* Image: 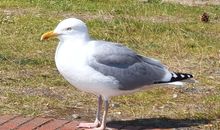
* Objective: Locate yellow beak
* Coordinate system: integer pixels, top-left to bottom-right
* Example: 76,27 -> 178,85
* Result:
40,31 -> 58,41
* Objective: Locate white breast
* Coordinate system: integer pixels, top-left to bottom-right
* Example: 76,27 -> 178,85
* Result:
55,41 -> 124,98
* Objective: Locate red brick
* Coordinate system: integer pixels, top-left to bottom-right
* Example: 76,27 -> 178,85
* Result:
16,117 -> 53,130
0,115 -> 18,125
60,121 -> 79,130
38,119 -> 70,130
0,116 -> 33,130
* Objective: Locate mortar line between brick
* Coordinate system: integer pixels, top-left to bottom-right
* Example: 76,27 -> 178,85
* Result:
0,115 -> 20,126
55,120 -> 72,130
13,117 -> 35,130
33,118 -> 54,130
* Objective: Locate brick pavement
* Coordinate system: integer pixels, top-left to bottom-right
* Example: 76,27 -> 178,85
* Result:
0,115 -> 158,130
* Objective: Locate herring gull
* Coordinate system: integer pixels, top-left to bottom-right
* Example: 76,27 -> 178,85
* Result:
41,18 -> 194,130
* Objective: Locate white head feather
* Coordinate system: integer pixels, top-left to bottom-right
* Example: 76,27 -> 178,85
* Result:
54,18 -> 89,41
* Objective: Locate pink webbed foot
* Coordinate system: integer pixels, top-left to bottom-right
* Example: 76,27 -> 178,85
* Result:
84,126 -> 109,130
77,121 -> 100,129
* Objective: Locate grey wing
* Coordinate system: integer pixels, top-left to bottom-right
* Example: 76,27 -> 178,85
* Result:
88,41 -> 167,90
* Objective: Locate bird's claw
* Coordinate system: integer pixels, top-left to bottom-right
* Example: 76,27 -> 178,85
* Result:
77,122 -> 100,128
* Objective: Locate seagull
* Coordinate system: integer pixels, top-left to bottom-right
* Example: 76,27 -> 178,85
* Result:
41,18 -> 194,130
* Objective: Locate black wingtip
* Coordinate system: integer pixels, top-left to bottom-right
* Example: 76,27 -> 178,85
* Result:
154,72 -> 193,84
170,72 -> 193,82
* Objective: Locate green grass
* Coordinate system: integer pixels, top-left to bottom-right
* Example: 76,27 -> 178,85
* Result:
0,0 -> 220,128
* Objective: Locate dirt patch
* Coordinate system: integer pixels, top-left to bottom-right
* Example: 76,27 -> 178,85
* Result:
62,13 -> 189,23
0,8 -> 24,16
162,0 -> 220,6
0,8 -> 40,16
146,15 -> 188,23
123,15 -> 189,23
60,12 -> 114,21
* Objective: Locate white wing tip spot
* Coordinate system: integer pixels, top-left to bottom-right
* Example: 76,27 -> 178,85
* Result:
172,73 -> 178,78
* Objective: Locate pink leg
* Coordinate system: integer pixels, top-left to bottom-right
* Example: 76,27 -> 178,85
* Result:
77,95 -> 102,128
84,99 -> 109,130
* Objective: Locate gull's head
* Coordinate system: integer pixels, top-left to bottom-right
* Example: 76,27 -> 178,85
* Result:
41,18 -> 89,41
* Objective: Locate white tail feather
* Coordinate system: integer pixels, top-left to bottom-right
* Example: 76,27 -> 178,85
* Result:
166,81 -> 184,86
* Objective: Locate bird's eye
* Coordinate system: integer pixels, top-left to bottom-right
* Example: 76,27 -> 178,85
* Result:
66,27 -> 72,31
